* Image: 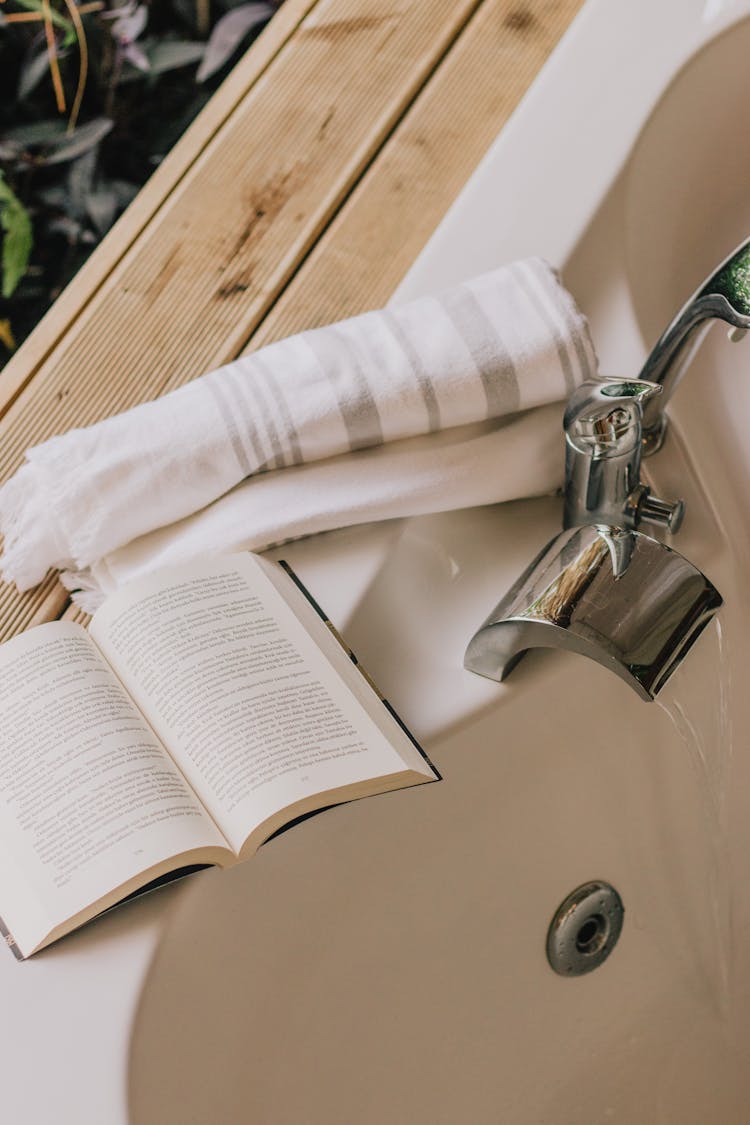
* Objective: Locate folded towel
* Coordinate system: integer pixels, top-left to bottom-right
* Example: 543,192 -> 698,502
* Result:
0,258 -> 596,602
73,405 -> 566,611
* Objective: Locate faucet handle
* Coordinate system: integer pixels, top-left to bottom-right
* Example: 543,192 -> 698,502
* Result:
563,379 -> 684,532
626,484 -> 685,534
564,379 -> 662,457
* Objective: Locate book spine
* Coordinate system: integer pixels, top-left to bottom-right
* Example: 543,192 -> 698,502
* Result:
277,560 -> 441,780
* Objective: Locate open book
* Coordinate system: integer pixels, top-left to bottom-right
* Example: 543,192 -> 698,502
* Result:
0,553 -> 437,958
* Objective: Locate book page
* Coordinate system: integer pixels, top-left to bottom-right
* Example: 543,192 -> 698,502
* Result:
91,555 -> 433,854
0,621 -> 229,954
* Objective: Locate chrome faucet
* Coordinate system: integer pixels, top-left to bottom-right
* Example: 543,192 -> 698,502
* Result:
462,238 -> 750,700
562,378 -> 684,533
463,520 -> 721,701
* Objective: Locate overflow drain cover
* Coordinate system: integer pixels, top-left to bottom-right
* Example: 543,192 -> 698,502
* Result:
546,881 -> 624,976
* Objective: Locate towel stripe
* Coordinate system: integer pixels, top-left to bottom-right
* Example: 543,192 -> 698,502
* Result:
380,309 -> 441,431
438,285 -> 520,416
513,261 -> 577,392
0,257 -> 598,598
252,352 -> 304,466
188,260 -> 588,480
222,365 -> 276,473
245,360 -> 288,469
304,326 -> 384,451
540,265 -> 596,384
204,374 -> 255,476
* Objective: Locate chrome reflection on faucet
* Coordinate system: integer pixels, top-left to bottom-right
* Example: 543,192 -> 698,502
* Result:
464,524 -> 721,702
562,379 -> 684,532
463,236 -> 750,699
638,236 -> 750,453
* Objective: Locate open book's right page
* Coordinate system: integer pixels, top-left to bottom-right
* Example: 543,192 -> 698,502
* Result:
90,554 -> 435,855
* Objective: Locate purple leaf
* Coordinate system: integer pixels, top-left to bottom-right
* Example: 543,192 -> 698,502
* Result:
124,40 -> 150,71
43,118 -> 115,165
67,149 -> 98,219
85,189 -> 119,235
196,3 -> 273,83
99,1 -> 133,19
48,215 -> 85,243
0,119 -> 113,166
19,47 -> 69,101
147,39 -> 205,74
36,185 -> 69,209
3,119 -> 69,148
112,4 -> 148,44
110,179 -> 140,209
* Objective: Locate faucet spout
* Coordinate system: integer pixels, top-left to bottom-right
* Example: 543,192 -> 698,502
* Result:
639,235 -> 750,453
464,525 -> 722,701
464,248 -> 731,701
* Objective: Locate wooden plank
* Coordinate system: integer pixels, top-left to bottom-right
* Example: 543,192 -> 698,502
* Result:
0,0 -> 319,415
0,0 -> 486,637
247,0 -> 586,346
0,0 -> 485,486
0,0 -> 583,639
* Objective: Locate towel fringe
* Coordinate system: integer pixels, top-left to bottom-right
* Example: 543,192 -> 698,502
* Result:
60,569 -> 106,615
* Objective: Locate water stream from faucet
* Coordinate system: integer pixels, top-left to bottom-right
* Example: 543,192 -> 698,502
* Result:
656,617 -> 734,1020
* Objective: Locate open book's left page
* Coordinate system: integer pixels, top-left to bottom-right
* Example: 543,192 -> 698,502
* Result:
90,554 -> 436,857
0,621 -> 231,957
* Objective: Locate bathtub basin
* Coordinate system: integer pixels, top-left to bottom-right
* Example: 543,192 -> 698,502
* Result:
127,2 -> 750,1121
0,2 -> 737,1125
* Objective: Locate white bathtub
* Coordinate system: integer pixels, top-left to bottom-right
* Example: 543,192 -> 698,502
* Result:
9,2 -> 750,1121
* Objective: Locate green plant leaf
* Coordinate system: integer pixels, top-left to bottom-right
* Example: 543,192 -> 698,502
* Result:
0,173 -> 33,299
11,0 -> 72,34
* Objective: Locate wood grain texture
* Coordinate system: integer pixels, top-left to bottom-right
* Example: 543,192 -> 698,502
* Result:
0,0 -> 486,472
0,0 -> 585,639
0,0 -> 319,416
247,0 -> 586,346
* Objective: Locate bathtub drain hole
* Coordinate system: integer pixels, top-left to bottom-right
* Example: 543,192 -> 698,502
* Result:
575,913 -> 607,954
546,881 -> 624,977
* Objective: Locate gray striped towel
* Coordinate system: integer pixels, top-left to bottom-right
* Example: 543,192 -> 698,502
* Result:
0,258 -> 596,594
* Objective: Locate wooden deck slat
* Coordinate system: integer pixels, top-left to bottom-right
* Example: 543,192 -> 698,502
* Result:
247,0 -> 585,346
0,0 -> 485,481
0,0 -> 319,415
0,0 -> 584,639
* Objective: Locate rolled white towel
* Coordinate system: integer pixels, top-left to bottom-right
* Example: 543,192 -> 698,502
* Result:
0,257 -> 595,597
71,405 -> 565,612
